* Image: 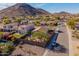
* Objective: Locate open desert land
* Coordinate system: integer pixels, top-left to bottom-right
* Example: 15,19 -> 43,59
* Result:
0,3 -> 79,56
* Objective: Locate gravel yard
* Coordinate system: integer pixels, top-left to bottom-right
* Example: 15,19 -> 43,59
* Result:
11,44 -> 45,56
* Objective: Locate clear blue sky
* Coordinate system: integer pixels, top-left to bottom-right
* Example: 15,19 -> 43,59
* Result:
0,3 -> 79,14
30,3 -> 79,14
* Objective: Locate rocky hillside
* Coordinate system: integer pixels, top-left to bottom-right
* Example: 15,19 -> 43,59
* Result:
0,3 -> 50,18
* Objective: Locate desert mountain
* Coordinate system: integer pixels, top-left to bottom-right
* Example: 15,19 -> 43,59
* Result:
0,3 -> 50,18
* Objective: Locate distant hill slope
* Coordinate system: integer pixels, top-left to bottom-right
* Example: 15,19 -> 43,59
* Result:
53,11 -> 71,16
0,3 -> 50,18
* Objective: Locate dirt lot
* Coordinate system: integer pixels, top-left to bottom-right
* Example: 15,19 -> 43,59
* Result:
11,44 -> 45,56
72,37 -> 79,56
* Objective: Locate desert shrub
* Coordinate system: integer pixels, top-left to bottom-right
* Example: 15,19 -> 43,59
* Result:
67,19 -> 76,29
31,31 -> 49,42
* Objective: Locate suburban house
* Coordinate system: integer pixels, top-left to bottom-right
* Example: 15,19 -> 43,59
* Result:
0,22 -> 35,34
2,23 -> 18,30
18,24 -> 35,34
75,23 -> 79,30
40,21 -> 47,26
20,20 -> 28,25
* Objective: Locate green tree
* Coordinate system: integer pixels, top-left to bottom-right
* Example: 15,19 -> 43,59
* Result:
67,19 -> 76,29
34,20 -> 40,26
2,16 -> 11,24
14,17 -> 22,23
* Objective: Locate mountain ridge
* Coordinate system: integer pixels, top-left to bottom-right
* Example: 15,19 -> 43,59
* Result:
0,3 -> 50,18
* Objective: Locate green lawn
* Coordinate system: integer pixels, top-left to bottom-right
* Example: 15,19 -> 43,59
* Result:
12,33 -> 23,38
29,31 -> 49,42
0,31 -> 4,35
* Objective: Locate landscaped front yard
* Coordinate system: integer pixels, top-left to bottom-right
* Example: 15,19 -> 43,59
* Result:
23,27 -> 52,47
30,31 -> 49,43
0,40 -> 14,55
12,33 -> 23,39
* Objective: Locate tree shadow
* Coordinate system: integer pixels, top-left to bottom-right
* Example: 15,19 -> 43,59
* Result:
51,43 -> 67,53
15,54 -> 23,56
58,30 -> 63,33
